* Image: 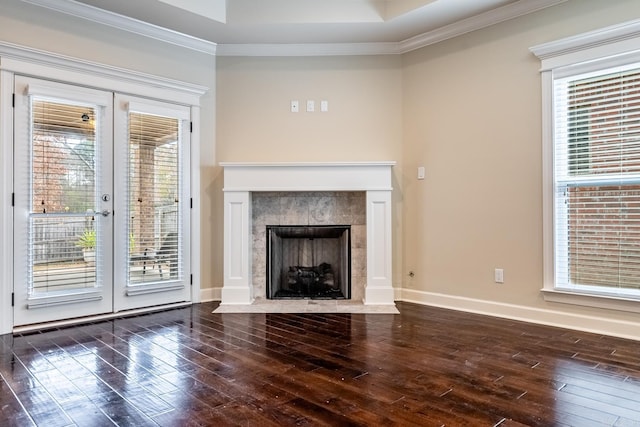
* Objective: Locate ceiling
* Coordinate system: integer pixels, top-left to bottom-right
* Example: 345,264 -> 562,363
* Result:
23,0 -> 567,55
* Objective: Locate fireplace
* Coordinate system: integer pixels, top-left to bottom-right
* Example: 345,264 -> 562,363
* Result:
267,225 -> 351,299
220,162 -> 396,308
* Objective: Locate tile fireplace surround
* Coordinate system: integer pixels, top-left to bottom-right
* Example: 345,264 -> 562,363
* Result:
218,162 -> 397,313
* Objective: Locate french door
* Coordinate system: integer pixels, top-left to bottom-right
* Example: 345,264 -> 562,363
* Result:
113,94 -> 191,312
13,77 -> 191,326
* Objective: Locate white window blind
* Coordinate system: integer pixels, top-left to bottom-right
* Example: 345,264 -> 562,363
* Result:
127,111 -> 182,285
29,98 -> 101,295
554,64 -> 640,295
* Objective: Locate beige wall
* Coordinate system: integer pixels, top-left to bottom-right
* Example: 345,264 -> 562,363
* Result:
402,0 -> 640,330
216,56 -> 402,162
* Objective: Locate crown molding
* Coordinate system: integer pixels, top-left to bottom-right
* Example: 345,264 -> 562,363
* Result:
216,42 -> 400,57
21,0 -> 565,57
20,0 -> 217,55
398,0 -> 568,54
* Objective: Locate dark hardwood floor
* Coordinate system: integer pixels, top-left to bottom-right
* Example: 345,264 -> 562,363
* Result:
1,302 -> 640,426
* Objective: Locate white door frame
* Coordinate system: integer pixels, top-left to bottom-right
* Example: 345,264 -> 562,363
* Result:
0,42 -> 207,334
0,69 -> 14,335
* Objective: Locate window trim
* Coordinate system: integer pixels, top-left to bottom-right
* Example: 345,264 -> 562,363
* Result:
531,19 -> 640,313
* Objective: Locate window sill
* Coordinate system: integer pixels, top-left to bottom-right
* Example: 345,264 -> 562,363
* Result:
541,288 -> 640,314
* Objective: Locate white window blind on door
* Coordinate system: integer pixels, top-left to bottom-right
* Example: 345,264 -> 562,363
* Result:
28,98 -> 102,296
554,64 -> 640,295
126,104 -> 187,288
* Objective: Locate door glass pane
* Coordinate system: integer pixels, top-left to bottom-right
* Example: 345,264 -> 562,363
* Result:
29,99 -> 100,295
128,112 -> 181,284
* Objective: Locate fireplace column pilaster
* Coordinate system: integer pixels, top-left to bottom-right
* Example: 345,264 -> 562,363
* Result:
364,190 -> 394,305
221,190 -> 253,304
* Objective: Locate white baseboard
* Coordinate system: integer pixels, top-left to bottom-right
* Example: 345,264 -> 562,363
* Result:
200,286 -> 221,302
398,288 -> 640,341
199,286 -> 639,341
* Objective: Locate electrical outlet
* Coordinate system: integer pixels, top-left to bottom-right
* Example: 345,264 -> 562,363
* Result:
494,268 -> 504,283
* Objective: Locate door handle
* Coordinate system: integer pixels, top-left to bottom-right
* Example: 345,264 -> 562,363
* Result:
99,209 -> 111,217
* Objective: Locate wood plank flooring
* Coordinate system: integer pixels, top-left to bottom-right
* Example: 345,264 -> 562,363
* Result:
1,301 -> 640,426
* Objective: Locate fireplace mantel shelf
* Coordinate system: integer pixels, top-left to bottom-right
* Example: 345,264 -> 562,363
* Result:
220,161 -> 396,308
219,161 -> 396,167
221,161 -> 396,193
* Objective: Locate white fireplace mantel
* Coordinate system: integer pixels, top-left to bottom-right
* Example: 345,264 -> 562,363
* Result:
220,161 -> 396,306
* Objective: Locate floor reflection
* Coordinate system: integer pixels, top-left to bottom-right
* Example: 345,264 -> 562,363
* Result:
552,358 -> 640,425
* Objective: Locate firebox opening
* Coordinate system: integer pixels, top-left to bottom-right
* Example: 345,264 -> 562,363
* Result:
266,225 -> 351,300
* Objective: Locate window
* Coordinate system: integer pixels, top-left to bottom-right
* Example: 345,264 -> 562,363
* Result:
532,20 -> 640,312
555,65 -> 640,297
29,98 -> 102,294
